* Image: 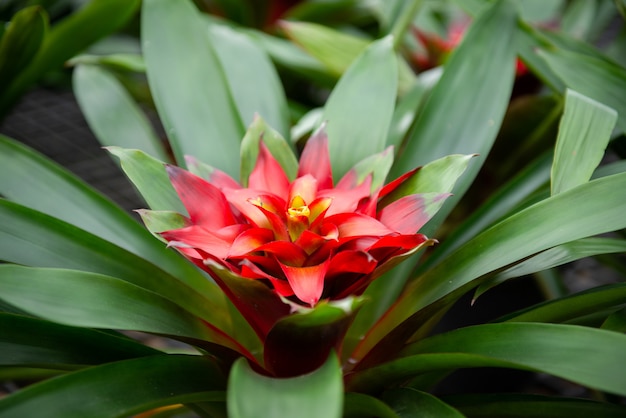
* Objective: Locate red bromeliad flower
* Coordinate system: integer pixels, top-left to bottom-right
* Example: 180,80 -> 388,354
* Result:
158,128 -> 437,309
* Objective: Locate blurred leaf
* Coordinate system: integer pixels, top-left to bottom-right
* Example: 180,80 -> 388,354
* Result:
350,323 -> 626,396
240,116 -> 298,185
0,200 -> 240,345
107,147 -> 186,214
0,6 -> 47,93
0,136 -> 191,281
354,172 -> 626,363
0,354 -> 226,418
446,393 -> 626,417
386,82 -> 428,150
539,47 -> 626,133
0,266 -> 221,341
551,89 -> 617,195
561,0 -> 596,40
382,388 -> 464,418
497,282 -> 626,324
228,354 -> 342,418
73,65 -> 169,162
0,0 -> 141,116
602,307 -> 626,333
385,0 -> 425,50
322,35 -> 398,180
391,0 -> 518,237
208,24 -> 290,139
68,53 -> 146,72
264,299 -> 364,377
0,312 -> 158,368
343,393 -> 400,418
142,0 -> 244,174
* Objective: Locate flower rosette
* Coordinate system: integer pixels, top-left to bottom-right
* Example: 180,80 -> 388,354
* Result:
139,118 -> 452,375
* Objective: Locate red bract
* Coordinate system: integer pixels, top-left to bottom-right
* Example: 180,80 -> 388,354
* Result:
159,129 -> 435,308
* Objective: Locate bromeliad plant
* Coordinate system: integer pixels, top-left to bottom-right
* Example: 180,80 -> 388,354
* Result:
1,0 -> 626,417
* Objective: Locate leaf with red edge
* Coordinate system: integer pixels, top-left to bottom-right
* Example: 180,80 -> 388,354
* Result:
264,298 -> 365,377
203,259 -> 291,340
298,125 -> 334,190
378,192 -> 451,234
248,142 -> 290,197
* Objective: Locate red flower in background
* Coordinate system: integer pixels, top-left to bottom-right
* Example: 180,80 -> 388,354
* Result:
158,129 -> 436,308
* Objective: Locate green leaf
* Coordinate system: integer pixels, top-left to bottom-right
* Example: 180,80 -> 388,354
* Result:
207,24 -> 290,139
349,146 -> 395,192
446,393 -> 626,418
240,116 -> 298,186
73,64 -> 169,162
354,171 -> 626,363
0,136 -> 190,280
539,47 -> 626,133
0,354 -> 226,418
136,210 -> 188,236
107,147 -> 186,214
142,0 -> 244,175
479,238 -> 626,298
0,200 -> 239,346
382,388 -> 464,418
322,35 -> 398,180
344,393 -> 400,418
551,89 -> 617,194
0,6 -> 47,93
227,354 -> 342,418
498,283 -> 626,324
0,0 -> 141,116
0,312 -> 158,369
349,323 -> 626,396
390,0 -> 518,235
0,266 -> 223,341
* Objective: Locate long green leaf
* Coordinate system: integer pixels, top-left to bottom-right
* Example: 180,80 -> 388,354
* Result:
322,35 -> 398,180
142,0 -> 244,174
445,393 -> 626,418
349,323 -> 626,396
343,393 -> 400,418
539,47 -> 626,133
73,64 -> 169,162
390,0 -> 518,236
0,136 -> 193,281
499,283 -> 626,324
228,354 -> 342,418
0,266 -> 218,341
0,312 -> 158,369
0,0 -> 140,116
551,89 -> 617,194
354,172 -> 626,362
207,24 -> 290,139
0,200 -> 238,343
0,354 -> 226,418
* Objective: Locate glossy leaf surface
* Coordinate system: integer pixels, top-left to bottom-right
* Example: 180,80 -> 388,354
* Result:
228,354 -> 342,418
0,355 -> 225,418
382,388 -> 464,418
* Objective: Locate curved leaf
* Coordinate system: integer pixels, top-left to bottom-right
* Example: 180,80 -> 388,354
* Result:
228,354 -> 342,418
551,89 -> 617,195
0,136 -> 192,281
382,388 -> 464,418
0,200 -> 238,343
349,323 -> 626,396
322,35 -> 398,180
343,393 -> 400,418
73,65 -> 169,161
353,172 -> 626,363
446,393 -> 626,418
142,0 -> 244,174
0,354 -> 226,418
0,266 -> 219,342
0,312 -> 158,369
